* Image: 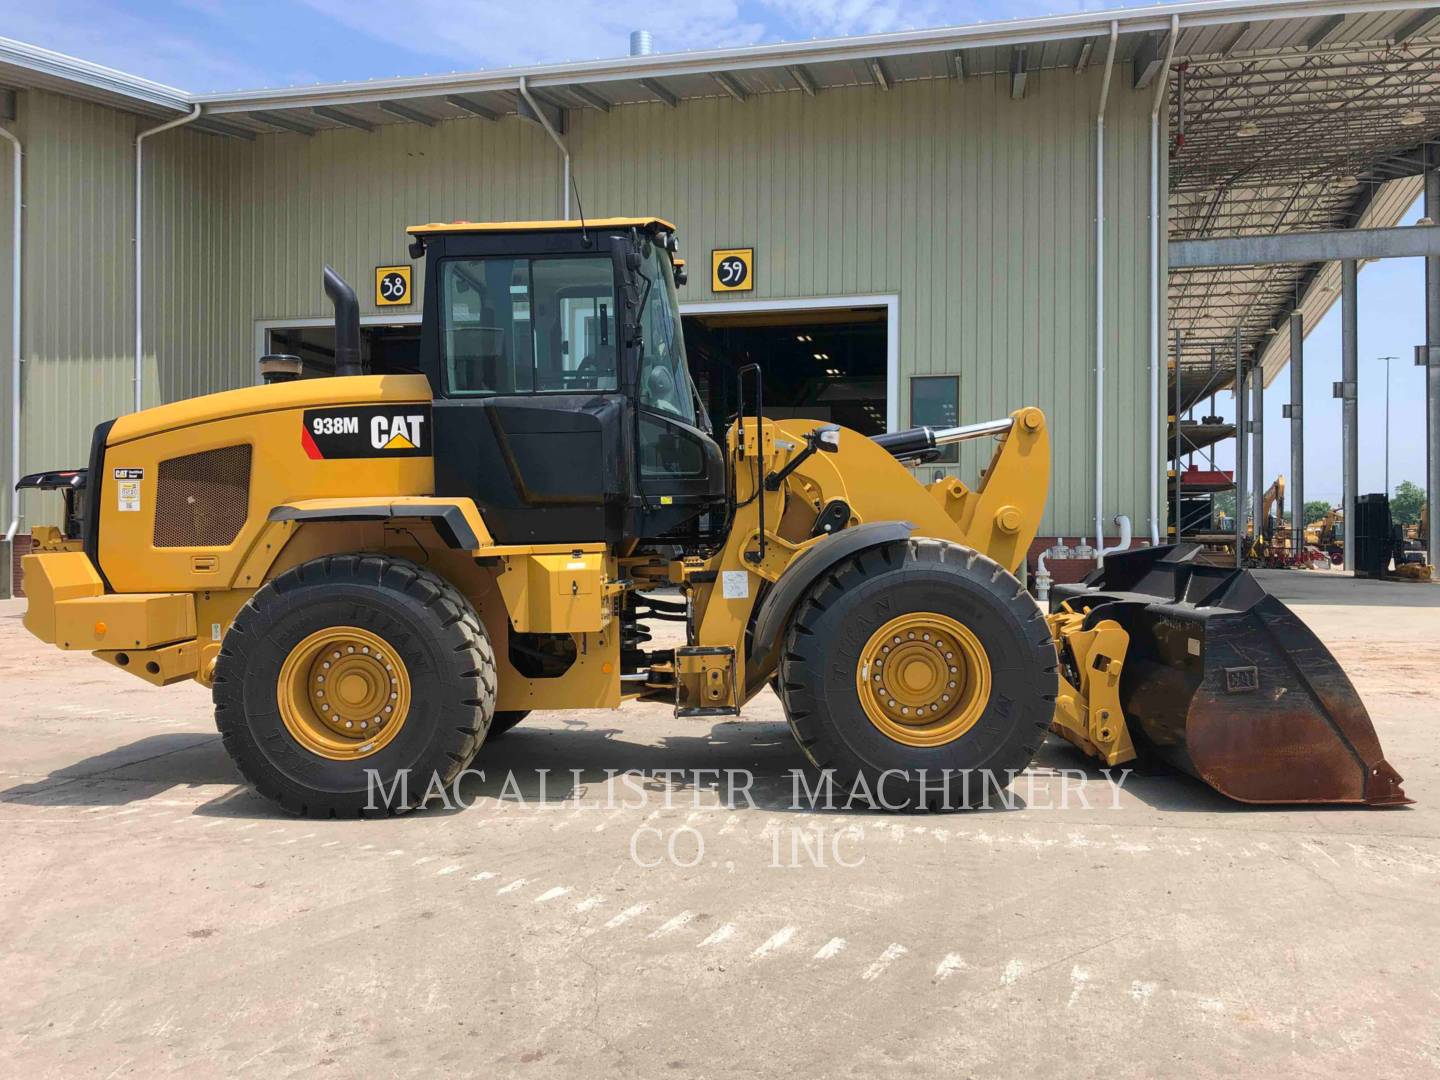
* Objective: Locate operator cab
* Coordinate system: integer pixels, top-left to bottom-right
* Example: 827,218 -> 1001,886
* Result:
410,218 -> 725,549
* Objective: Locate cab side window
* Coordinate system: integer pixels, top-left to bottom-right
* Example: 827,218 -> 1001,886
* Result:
442,256 -> 616,395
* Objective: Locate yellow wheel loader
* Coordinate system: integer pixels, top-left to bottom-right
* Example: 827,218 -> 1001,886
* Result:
18,218 -> 1408,815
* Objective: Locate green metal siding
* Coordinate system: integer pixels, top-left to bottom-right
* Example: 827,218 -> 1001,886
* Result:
3,91 -> 139,530
11,68 -> 1159,540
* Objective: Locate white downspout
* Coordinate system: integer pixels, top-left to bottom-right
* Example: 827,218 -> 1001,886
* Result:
134,104 -> 200,413
1,119 -> 21,543
1094,21 -> 1118,565
517,77 -> 570,218
1099,512 -> 1133,560
1146,14 -> 1179,547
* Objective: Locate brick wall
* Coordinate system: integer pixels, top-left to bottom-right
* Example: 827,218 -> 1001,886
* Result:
1026,536 -> 1148,586
10,534 -> 33,598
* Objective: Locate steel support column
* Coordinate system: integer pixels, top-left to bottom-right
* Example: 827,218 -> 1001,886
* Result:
1234,326 -> 1247,568
1288,312 -> 1304,544
1174,330 -> 1182,540
1426,149 -> 1440,578
1341,260 -> 1359,572
1251,357 -> 1264,545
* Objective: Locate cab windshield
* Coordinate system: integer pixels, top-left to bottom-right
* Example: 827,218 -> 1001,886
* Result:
636,244 -> 697,426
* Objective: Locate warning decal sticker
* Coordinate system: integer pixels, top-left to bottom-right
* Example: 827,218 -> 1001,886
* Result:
114,467 -> 143,512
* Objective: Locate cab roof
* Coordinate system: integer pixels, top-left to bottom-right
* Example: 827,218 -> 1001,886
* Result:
407,217 -> 675,237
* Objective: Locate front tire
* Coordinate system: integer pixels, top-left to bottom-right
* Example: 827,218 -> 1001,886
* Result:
777,539 -> 1056,810
487,710 -> 530,738
213,554 -> 496,817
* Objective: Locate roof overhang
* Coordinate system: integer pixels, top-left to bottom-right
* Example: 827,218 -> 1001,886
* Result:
6,1 -> 1440,130
0,35 -> 188,116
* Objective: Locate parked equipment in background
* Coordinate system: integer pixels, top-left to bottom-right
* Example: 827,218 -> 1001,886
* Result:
1354,493 -> 1433,582
1242,475 -> 1301,568
16,219 -> 1408,814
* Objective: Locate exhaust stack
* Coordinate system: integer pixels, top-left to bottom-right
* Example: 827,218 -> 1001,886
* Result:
323,265 -> 364,377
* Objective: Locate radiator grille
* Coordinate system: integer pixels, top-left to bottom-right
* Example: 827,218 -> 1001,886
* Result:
153,444 -> 253,548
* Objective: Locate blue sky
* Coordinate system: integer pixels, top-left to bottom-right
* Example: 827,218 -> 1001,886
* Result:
3,0 -> 1430,503
1,0 -> 1115,92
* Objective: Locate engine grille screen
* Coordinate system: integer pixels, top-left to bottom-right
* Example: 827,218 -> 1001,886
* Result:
153,444 -> 253,548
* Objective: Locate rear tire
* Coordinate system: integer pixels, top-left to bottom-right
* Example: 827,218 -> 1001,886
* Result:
777,538 -> 1056,810
213,554 -> 496,817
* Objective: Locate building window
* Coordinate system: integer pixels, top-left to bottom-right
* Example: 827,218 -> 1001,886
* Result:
910,376 -> 959,464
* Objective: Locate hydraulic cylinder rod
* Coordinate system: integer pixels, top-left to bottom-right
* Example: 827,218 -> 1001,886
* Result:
872,417 -> 1014,459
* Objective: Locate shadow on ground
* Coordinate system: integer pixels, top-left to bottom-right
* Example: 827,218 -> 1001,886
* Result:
0,732 -> 244,808
6,718 -> 1379,820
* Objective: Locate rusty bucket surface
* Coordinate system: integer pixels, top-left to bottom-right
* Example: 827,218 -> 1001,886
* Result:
1053,545 -> 1409,806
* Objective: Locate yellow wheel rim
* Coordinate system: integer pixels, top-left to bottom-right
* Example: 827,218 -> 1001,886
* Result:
277,626 -> 411,760
856,613 -> 991,747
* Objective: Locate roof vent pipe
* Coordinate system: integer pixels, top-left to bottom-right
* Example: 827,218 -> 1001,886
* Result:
629,30 -> 653,56
323,265 -> 364,377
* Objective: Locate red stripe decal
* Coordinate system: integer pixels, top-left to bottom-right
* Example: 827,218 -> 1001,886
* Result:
300,424 -> 323,460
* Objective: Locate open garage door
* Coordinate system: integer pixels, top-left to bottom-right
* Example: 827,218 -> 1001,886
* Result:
264,322 -> 422,379
680,305 -> 890,438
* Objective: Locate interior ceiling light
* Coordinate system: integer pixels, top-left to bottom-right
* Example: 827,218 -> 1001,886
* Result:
1400,109 -> 1425,127
1236,120 -> 1260,137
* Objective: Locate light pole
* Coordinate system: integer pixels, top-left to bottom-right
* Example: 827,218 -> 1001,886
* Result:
1377,355 -> 1397,496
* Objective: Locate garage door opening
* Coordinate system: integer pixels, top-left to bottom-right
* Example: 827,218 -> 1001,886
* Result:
264,323 -> 421,378
680,305 -> 890,437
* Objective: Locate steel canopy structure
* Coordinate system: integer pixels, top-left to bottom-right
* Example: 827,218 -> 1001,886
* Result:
1167,23 -> 1440,399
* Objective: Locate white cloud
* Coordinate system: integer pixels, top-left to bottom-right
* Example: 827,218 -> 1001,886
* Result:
758,0 -> 1097,39
757,0 -> 948,38
297,0 -> 767,67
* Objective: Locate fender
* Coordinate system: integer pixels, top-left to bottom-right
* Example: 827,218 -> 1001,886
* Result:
266,496 -> 492,551
749,520 -> 914,659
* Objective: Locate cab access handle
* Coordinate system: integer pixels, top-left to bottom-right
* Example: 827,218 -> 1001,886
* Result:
736,363 -> 767,565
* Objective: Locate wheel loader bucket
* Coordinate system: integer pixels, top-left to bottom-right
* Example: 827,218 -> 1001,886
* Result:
1052,545 -> 1408,806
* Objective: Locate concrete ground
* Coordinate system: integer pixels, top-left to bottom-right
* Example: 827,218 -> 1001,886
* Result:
2,572 -> 1438,1078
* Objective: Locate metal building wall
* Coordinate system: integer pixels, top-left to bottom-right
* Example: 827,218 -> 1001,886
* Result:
3,90 -> 141,531
195,116 -> 562,374
567,71 -> 1155,539
14,67 -> 1159,540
